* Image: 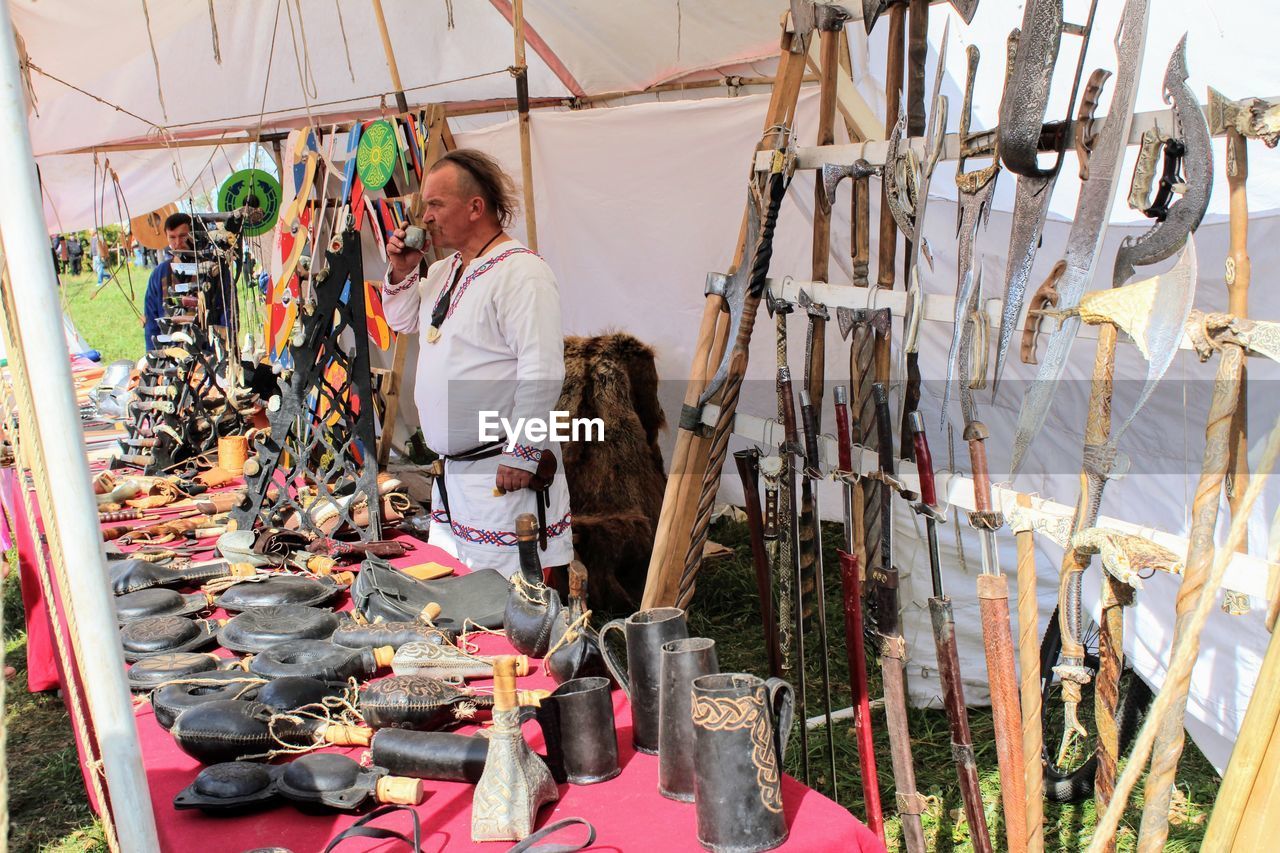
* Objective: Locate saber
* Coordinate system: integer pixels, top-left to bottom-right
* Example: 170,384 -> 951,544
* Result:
778,365 -> 810,786
733,448 -> 783,678
907,412 -> 993,853
800,388 -> 838,797
833,385 -> 884,841
869,383 -> 926,853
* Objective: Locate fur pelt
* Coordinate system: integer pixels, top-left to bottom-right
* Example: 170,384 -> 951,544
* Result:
555,333 -> 666,610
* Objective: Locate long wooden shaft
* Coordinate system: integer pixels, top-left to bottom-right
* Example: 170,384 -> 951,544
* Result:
978,574 -> 1028,853
1233,707 -> 1280,848
877,4 -> 906,290
511,0 -> 538,251
931,595 -> 994,853
370,0 -> 409,113
1225,127 -> 1250,549
1090,412 -> 1280,853
734,449 -> 783,677
1094,573 -> 1125,853
1137,343 -> 1244,851
1203,592 -> 1280,848
1015,493 -> 1045,852
642,24 -> 806,608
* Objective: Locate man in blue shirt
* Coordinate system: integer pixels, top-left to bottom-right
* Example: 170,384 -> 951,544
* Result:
143,213 -> 230,351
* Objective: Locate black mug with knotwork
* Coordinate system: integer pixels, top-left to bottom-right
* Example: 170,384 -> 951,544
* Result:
690,673 -> 795,853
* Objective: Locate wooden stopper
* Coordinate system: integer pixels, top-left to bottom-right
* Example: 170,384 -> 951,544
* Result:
230,563 -> 257,577
513,656 -> 531,677
217,435 -> 249,474
516,514 -> 538,543
325,724 -> 373,747
418,602 -> 442,622
492,656 -> 519,711
332,571 -> 355,586
376,775 -> 424,805
373,645 -> 396,668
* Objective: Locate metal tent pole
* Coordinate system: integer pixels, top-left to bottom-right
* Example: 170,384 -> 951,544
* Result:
0,3 -> 159,850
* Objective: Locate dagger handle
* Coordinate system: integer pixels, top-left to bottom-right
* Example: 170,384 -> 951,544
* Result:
778,366 -> 799,450
800,389 -> 821,474
907,411 -> 937,509
834,385 -> 852,473
965,422 -> 994,514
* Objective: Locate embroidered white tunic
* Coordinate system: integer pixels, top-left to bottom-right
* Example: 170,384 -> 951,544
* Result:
381,240 -> 572,575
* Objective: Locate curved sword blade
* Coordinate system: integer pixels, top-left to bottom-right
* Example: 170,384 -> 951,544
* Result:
1009,0 -> 1151,474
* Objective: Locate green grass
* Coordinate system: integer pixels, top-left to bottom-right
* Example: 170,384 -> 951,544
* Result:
4,553 -> 108,853
679,518 -> 1218,852
58,266 -> 148,365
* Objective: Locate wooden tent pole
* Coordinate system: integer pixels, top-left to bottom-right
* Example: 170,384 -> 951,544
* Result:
512,0 -> 539,251
370,0 -> 410,114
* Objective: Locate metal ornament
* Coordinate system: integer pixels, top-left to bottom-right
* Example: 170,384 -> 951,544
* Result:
1009,0 -> 1152,473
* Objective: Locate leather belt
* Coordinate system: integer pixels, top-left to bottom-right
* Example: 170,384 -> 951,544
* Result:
433,441 -> 558,551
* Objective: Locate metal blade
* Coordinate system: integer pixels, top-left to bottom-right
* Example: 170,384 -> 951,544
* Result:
1111,35 -> 1212,288
1009,0 -> 1151,474
992,173 -> 1055,397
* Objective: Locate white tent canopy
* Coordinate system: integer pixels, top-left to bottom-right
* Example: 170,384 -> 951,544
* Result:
9,0 -> 1280,797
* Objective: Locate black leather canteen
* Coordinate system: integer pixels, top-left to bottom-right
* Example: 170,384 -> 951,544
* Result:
127,652 -> 220,692
215,575 -> 342,612
330,620 -> 453,650
256,676 -> 341,712
110,558 -> 230,595
359,675 -> 492,731
276,753 -> 409,812
248,640 -> 380,681
351,557 -> 508,630
152,671 -> 264,730
170,700 -> 277,764
173,761 -> 280,812
504,582 -> 562,658
217,605 -> 342,653
544,619 -> 608,685
370,730 -> 490,783
120,615 -> 219,662
114,588 -> 209,623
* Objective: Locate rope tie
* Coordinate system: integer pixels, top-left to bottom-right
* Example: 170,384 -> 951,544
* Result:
543,609 -> 593,659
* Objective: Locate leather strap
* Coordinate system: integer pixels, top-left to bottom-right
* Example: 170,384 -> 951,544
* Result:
322,804 -> 421,852
505,817 -> 597,853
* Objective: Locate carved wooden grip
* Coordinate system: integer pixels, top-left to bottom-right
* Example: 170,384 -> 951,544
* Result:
968,431 -> 993,514
778,367 -> 799,446
834,387 -> 852,472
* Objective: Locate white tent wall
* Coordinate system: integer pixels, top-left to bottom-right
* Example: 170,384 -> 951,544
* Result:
427,88 -> 1279,774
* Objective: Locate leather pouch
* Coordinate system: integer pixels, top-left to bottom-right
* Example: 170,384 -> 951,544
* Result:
352,557 -> 508,631
371,729 -> 490,783
330,621 -> 454,650
111,558 -> 231,594
248,640 -> 391,681
215,575 -> 342,612
128,651 -> 221,692
173,762 -> 280,812
115,588 -> 211,623
218,605 -> 343,653
152,670 -> 265,730
120,615 -> 219,662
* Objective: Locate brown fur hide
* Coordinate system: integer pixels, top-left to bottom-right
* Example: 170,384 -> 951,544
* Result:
556,333 -> 666,610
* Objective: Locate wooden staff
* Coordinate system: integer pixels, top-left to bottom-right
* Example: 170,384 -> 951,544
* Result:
1224,122 -> 1250,547
642,16 -> 808,608
1014,492 -> 1045,851
1202,597 -> 1280,848
370,0 -> 409,114
511,0 -> 538,251
1090,416 -> 1280,852
1137,340 -> 1246,849
877,3 -> 905,291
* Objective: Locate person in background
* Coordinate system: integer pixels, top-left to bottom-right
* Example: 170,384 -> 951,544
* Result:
67,234 -> 83,275
143,213 -> 229,350
57,234 -> 69,273
131,234 -> 146,268
89,229 -> 109,287
50,234 -> 62,274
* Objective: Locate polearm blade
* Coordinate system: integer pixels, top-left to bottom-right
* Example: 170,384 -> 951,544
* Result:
1009,0 -> 1151,474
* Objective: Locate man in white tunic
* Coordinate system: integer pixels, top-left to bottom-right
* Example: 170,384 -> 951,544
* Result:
382,150 -> 572,577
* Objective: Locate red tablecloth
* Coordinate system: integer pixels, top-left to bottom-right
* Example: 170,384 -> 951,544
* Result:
16,466 -> 884,852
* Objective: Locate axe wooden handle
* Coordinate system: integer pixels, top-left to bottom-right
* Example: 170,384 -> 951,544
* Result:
979,573 -> 1029,853
1015,492 -> 1046,853
877,4 -> 906,290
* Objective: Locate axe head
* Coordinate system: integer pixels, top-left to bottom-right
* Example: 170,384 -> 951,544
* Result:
866,0 -> 978,32
798,288 -> 829,320
1208,86 -> 1280,145
949,0 -> 979,24
790,0 -> 818,43
836,307 -> 857,339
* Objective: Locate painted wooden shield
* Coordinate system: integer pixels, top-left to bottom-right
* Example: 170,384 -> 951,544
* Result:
356,120 -> 397,190
130,203 -> 180,250
217,169 -> 282,237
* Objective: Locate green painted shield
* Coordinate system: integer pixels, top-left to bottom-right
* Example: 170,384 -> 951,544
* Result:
357,120 -> 398,191
217,169 -> 282,237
